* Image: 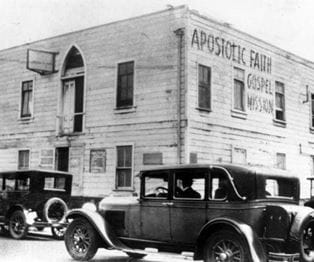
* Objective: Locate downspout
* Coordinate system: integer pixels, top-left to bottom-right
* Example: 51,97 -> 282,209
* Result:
174,28 -> 185,165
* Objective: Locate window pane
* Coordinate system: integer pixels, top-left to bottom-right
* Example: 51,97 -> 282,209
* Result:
144,172 -> 168,198
275,93 -> 284,109
234,79 -> 244,111
117,169 -> 131,187
5,178 -> 15,191
198,65 -> 211,109
276,153 -> 286,169
16,177 -> 30,191
18,150 -> 30,170
117,61 -> 134,107
116,145 -> 133,188
21,81 -> 33,117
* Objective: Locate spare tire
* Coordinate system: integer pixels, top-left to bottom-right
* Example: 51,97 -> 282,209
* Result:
43,197 -> 68,223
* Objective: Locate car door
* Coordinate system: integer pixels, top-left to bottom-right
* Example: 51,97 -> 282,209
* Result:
169,168 -> 208,245
139,170 -> 172,242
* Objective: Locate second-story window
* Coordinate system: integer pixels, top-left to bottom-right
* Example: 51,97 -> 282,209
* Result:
275,81 -> 285,121
233,67 -> 245,112
117,61 -> 134,108
21,80 -> 33,118
311,94 -> 314,128
198,65 -> 211,110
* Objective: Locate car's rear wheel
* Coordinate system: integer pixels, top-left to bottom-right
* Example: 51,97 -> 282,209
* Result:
65,218 -> 99,261
9,210 -> 28,239
51,226 -> 66,240
204,230 -> 249,262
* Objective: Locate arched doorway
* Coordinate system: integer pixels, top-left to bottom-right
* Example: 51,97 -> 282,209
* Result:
59,46 -> 85,134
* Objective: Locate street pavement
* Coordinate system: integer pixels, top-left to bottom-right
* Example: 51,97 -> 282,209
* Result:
0,229 -> 196,262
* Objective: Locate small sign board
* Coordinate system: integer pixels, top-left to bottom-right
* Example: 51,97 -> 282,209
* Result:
26,49 -> 57,75
143,152 -> 163,165
90,149 -> 106,173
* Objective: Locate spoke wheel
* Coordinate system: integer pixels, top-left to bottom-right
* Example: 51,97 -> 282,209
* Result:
301,220 -> 314,261
9,210 -> 28,239
65,218 -> 99,261
204,230 -> 248,262
51,226 -> 66,240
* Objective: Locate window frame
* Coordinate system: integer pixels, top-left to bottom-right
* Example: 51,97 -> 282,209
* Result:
274,81 -> 286,122
115,144 -> 134,190
310,93 -> 314,130
197,64 -> 212,111
20,80 -> 34,119
232,67 -> 246,113
275,152 -> 286,170
116,61 -> 135,109
18,149 -> 30,170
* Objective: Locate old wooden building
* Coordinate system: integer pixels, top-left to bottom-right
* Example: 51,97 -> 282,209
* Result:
0,6 -> 314,198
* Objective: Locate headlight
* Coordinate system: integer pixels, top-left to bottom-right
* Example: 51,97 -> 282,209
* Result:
82,202 -> 97,212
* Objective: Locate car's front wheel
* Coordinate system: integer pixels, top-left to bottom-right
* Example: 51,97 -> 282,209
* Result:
9,210 -> 28,239
204,230 -> 249,262
65,218 -> 99,261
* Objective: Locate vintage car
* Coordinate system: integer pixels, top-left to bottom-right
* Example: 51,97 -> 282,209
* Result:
64,164 -> 314,261
305,177 -> 314,209
0,169 -> 72,240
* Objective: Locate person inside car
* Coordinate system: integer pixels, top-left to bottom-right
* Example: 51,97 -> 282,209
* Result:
214,177 -> 229,199
179,177 -> 201,198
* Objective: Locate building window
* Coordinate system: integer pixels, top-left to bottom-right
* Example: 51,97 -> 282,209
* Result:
18,150 -> 30,170
276,153 -> 286,170
311,94 -> 314,128
21,80 -> 33,118
233,67 -> 245,111
117,61 -> 134,108
275,81 -> 285,121
55,147 -> 69,172
198,65 -> 211,110
60,77 -> 84,134
116,146 -> 133,189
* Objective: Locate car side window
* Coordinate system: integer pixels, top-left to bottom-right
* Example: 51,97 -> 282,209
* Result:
0,177 -> 4,191
174,170 -> 205,199
4,178 -> 16,191
16,177 -> 30,191
210,172 -> 231,201
143,172 -> 168,198
44,177 -> 66,191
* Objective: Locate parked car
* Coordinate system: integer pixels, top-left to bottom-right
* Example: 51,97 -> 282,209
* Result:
64,164 -> 314,261
304,177 -> 314,209
0,170 -> 72,240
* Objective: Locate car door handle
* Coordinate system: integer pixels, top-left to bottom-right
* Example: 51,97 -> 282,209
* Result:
161,202 -> 174,206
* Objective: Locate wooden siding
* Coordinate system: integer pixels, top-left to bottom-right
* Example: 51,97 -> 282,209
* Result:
186,11 -> 314,198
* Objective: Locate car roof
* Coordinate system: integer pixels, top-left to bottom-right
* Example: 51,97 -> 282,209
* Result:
0,169 -> 72,177
139,163 -> 298,180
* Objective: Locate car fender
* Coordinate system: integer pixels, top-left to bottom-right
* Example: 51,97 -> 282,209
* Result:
195,217 -> 267,262
66,208 -> 145,256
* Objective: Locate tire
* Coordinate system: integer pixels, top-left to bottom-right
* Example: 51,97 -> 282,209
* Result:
9,210 -> 28,239
300,218 -> 314,262
43,197 -> 68,223
204,230 -> 249,262
65,218 -> 99,261
51,226 -> 66,240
